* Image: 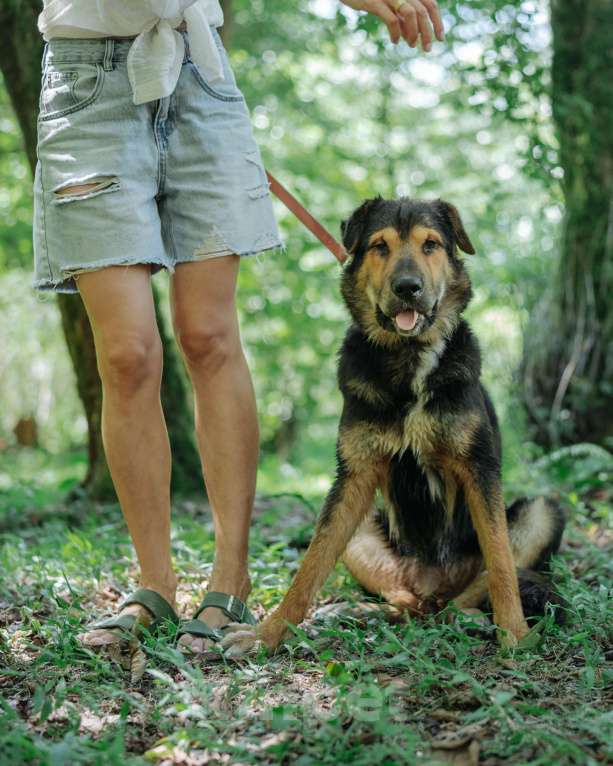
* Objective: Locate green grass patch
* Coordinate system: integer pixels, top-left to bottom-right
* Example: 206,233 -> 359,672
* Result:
0,449 -> 611,765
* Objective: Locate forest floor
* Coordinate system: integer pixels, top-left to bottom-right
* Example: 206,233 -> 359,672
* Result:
0,447 -> 611,766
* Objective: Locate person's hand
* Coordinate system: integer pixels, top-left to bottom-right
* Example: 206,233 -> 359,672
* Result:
340,0 -> 444,51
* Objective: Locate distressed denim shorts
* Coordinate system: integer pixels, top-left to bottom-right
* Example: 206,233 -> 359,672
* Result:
33,27 -> 282,294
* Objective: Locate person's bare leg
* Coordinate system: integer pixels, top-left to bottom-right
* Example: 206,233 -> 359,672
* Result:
170,255 -> 256,652
75,265 -> 177,647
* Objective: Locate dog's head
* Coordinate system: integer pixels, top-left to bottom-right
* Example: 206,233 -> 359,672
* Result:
340,197 -> 475,345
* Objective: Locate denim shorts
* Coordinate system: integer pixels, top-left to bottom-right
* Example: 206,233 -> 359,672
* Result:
32,27 -> 282,294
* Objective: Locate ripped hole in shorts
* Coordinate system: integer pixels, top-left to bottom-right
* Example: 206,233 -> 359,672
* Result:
53,175 -> 120,204
192,227 -> 235,259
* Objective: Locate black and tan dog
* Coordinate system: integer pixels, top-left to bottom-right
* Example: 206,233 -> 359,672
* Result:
223,196 -> 565,655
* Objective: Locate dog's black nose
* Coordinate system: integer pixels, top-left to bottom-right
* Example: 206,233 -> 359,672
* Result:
391,275 -> 423,299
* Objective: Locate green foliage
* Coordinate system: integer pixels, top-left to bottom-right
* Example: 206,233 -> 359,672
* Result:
0,81 -> 32,271
444,0 -> 560,186
0,272 -> 83,452
0,5 -> 610,763
0,0 -> 563,459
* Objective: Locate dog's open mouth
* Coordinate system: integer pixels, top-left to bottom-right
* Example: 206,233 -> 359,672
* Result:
393,309 -> 419,333
376,303 -> 435,337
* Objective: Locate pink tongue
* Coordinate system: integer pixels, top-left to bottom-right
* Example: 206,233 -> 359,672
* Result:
394,310 -> 418,331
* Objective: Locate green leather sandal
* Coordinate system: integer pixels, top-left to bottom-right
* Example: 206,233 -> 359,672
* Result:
89,587 -> 180,639
177,591 -> 256,645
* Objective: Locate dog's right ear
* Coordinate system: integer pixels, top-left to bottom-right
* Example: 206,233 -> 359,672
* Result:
341,196 -> 382,255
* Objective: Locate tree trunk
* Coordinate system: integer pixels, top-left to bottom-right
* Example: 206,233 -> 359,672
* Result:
219,0 -> 234,46
0,0 -> 203,499
521,0 -> 613,447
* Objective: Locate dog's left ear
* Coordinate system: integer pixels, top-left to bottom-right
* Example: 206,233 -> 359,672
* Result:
341,196 -> 382,255
437,200 -> 476,255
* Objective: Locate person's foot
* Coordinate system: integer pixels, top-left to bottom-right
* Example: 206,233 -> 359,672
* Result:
79,582 -> 177,668
178,574 -> 251,655
79,602 -> 150,668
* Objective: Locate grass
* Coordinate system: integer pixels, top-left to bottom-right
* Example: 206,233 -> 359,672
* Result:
0,446 -> 611,766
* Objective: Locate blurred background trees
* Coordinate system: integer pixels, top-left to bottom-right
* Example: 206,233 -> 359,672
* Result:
0,0 -> 611,502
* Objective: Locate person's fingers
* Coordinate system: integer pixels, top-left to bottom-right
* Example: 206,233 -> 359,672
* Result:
343,0 -> 444,47
419,0 -> 444,41
364,0 -> 401,43
411,0 -> 433,51
393,1 -> 419,47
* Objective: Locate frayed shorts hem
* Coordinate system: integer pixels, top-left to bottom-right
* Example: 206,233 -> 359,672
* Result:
32,257 -> 174,295
31,240 -> 285,295
177,237 -> 285,264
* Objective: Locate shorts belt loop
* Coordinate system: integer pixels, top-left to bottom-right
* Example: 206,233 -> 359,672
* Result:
103,38 -> 114,71
182,30 -> 191,62
41,41 -> 49,73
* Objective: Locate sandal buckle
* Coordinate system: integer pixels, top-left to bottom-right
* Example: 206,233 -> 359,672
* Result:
226,594 -> 244,622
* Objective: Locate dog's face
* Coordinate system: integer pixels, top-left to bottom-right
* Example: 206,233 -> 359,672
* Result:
340,197 -> 475,344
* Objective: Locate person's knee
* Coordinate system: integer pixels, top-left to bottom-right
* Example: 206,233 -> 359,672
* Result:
177,321 -> 238,373
99,334 -> 163,397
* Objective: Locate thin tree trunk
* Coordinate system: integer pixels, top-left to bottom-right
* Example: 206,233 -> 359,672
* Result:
0,0 -> 203,499
521,0 -> 613,447
219,0 -> 234,46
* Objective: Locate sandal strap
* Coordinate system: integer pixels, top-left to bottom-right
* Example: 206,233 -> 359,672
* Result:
177,619 -> 222,642
92,613 -> 138,633
194,592 -> 256,625
119,588 -> 179,626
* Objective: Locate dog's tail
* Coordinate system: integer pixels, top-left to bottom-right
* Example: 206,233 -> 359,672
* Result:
506,495 -> 566,569
479,566 -> 567,625
516,567 -> 566,624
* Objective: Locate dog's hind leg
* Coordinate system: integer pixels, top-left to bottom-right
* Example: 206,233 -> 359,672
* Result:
341,515 -> 424,613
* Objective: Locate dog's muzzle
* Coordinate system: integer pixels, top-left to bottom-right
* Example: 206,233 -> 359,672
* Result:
376,300 -> 438,337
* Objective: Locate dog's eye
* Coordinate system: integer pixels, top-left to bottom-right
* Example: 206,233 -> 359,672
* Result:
371,241 -> 389,255
423,239 -> 439,255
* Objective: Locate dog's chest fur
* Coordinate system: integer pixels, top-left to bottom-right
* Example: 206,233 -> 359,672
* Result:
339,323 -> 478,459
338,322 -> 483,565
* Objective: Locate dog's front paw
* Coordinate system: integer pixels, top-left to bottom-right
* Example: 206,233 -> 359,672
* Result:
496,618 -> 530,648
220,623 -> 262,658
221,615 -> 289,659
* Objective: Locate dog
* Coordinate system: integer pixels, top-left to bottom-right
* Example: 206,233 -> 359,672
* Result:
222,196 -> 565,655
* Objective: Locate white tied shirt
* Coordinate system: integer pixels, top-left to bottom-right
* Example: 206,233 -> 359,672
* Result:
38,0 -> 226,105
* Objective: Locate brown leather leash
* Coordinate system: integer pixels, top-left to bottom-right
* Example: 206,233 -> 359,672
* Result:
266,171 -> 347,264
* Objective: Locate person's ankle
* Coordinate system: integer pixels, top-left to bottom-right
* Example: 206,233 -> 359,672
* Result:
139,572 -> 178,606
207,569 -> 251,601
